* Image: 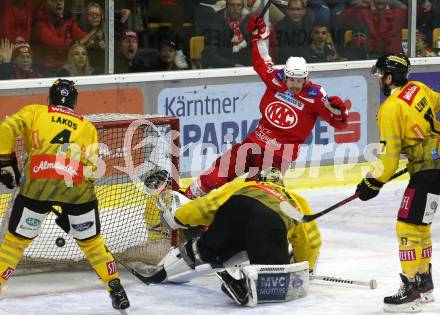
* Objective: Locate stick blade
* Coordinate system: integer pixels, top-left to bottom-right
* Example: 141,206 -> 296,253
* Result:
133,267 -> 167,284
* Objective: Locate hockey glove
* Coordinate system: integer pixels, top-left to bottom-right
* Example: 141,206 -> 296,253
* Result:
355,174 -> 384,201
156,191 -> 188,230
326,96 -> 348,123
246,16 -> 270,42
0,154 -> 20,189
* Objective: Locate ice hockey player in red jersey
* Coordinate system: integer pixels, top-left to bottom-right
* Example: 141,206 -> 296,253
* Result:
182,16 -> 349,199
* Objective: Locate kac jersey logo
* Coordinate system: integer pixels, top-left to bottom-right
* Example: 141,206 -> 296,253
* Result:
265,102 -> 298,129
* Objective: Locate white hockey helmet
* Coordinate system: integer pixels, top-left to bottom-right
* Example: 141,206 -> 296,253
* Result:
284,57 -> 309,78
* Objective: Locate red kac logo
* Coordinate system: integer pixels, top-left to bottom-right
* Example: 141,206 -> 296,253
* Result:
265,102 -> 298,129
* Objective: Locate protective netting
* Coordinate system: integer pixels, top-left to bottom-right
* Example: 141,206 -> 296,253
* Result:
0,114 -> 179,272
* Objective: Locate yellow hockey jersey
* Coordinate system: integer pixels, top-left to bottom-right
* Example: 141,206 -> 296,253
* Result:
372,81 -> 440,182
175,181 -> 321,270
0,104 -> 99,204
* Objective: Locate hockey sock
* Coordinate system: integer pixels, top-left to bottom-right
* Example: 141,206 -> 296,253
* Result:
76,234 -> 119,290
419,227 -> 432,274
396,221 -> 428,279
0,232 -> 31,289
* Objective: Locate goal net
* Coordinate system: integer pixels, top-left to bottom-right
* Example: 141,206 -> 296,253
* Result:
0,113 -> 179,272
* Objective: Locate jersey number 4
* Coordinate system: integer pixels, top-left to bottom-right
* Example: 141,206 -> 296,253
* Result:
50,129 -> 72,144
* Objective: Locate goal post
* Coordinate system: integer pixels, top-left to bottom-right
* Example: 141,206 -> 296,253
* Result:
0,113 -> 180,272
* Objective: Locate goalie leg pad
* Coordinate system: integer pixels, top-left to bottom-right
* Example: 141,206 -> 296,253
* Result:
8,195 -> 50,239
217,270 -> 251,306
242,262 -> 310,306
162,246 -> 194,283
223,251 -> 250,280
160,240 -> 221,283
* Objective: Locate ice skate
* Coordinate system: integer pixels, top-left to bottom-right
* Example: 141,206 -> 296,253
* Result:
383,273 -> 421,313
109,278 -> 130,314
416,264 -> 434,303
217,270 -> 249,305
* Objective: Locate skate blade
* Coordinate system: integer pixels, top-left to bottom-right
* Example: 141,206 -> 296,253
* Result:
420,292 -> 435,303
383,301 -> 422,313
118,309 -> 129,315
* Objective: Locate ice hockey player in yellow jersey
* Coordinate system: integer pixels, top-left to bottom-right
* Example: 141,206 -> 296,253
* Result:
355,53 -> 440,313
0,79 -> 130,314
157,167 -> 321,305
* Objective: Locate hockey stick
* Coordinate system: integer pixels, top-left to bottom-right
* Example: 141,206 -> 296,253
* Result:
311,274 -> 377,289
258,0 -> 272,18
114,258 -> 167,285
281,168 -> 408,223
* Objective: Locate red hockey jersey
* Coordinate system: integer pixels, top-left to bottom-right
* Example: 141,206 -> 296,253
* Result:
247,39 -> 348,161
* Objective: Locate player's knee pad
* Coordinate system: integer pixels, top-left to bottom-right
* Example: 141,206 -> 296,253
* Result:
0,232 -> 32,262
0,232 -> 33,284
76,234 -> 118,282
68,207 -> 100,240
76,234 -> 104,252
9,206 -> 48,239
396,221 -> 424,247
396,221 -> 427,276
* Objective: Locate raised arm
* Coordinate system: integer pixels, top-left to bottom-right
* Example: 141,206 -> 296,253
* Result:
248,16 -> 288,93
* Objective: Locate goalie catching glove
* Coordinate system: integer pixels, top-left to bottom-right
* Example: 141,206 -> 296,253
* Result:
247,16 -> 270,42
325,96 -> 348,123
355,173 -> 384,201
0,154 -> 20,189
156,190 -> 191,230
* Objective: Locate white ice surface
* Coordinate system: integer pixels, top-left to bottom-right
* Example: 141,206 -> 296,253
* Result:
1,182 -> 439,315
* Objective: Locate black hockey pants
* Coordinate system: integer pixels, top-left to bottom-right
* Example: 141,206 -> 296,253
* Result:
197,195 -> 289,265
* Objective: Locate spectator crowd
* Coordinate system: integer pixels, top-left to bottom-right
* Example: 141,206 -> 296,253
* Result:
1,0 -> 440,79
